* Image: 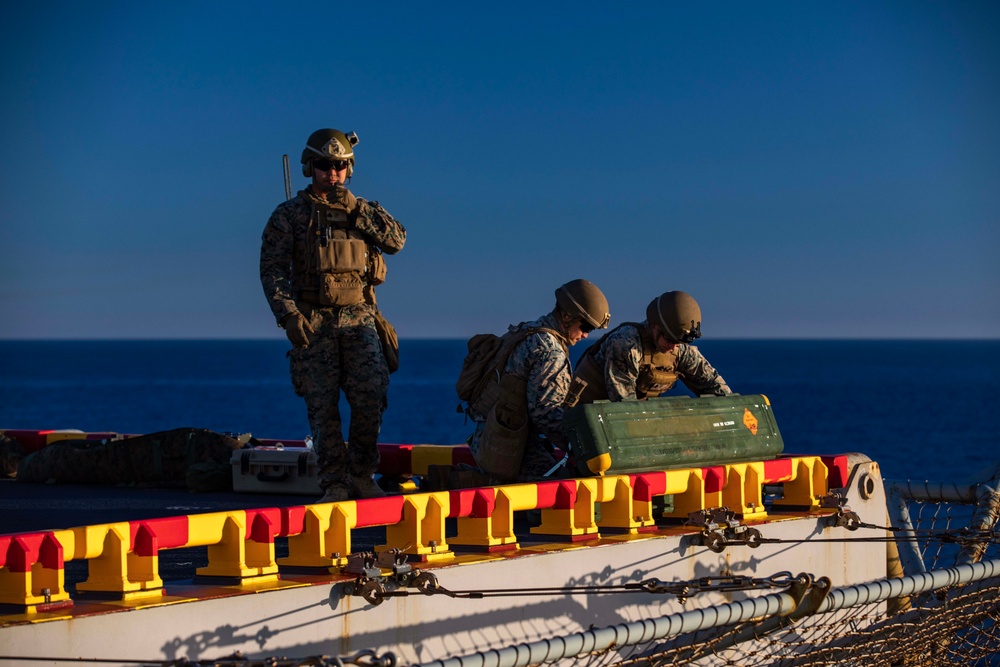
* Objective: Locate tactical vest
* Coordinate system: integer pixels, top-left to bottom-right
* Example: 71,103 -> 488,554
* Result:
572,323 -> 679,403
292,199 -> 385,307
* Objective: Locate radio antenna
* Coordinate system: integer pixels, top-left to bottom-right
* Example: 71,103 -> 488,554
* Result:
282,154 -> 292,200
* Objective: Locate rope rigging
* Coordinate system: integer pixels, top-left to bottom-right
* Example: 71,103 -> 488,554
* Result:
345,507 -> 1000,606
360,569 -> 808,606
0,649 -> 399,667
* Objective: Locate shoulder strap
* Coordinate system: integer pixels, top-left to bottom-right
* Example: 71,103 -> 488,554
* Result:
472,327 -> 565,400
633,323 -> 656,367
584,322 -> 646,361
492,326 -> 566,378
530,327 -> 569,358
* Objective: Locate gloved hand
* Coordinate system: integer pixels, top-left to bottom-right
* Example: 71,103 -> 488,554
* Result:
281,312 -> 314,348
332,183 -> 358,212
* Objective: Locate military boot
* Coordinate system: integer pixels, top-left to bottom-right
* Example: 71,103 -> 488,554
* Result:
351,475 -> 386,499
318,484 -> 350,503
447,468 -> 494,490
423,465 -> 453,492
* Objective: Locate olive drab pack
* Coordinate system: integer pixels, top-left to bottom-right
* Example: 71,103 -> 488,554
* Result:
362,273 -> 398,374
456,324 -> 566,482
572,322 -> 679,403
475,370 -> 530,481
456,325 -> 564,419
372,309 -> 399,373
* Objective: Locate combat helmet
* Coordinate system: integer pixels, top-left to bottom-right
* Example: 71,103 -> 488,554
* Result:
646,291 -> 702,344
301,129 -> 360,177
556,279 -> 611,330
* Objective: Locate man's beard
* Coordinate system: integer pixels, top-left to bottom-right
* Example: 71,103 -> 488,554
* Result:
312,181 -> 341,194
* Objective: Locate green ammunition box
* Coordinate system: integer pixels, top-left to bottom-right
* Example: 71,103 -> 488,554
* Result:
563,394 -> 784,476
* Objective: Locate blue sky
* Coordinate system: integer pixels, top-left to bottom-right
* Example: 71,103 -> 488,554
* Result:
1,1 -> 997,339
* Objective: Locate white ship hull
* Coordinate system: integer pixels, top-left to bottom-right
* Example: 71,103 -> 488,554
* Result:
1,456 -> 888,667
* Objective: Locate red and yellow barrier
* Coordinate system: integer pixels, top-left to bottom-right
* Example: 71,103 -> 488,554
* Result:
0,454 -> 846,612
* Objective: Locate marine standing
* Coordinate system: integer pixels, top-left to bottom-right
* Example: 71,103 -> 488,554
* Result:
260,129 -> 406,502
572,291 -> 731,403
466,279 -> 610,481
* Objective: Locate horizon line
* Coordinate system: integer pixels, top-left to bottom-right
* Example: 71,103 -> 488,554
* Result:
1,336 -> 998,343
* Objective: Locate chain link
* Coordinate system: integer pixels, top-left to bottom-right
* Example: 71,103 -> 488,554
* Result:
155,649 -> 399,667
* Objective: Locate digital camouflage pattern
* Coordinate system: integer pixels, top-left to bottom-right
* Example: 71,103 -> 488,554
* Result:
260,189 -> 406,324
592,322 -> 731,401
15,428 -> 243,490
469,312 -> 571,479
260,186 -> 406,494
288,301 -> 388,490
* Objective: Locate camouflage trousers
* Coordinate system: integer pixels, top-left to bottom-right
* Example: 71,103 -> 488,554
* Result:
289,302 -> 388,492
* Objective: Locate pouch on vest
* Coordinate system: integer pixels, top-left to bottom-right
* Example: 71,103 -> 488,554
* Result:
369,248 -> 387,286
318,275 -> 364,306
636,361 -> 678,398
475,373 -> 529,481
308,201 -> 370,306
564,376 -> 589,408
317,237 -> 368,273
571,350 -> 608,404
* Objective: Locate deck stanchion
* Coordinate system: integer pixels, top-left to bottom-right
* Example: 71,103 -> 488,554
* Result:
773,457 -> 828,509
0,533 -> 72,610
280,502 -> 357,570
533,479 -> 599,540
74,523 -> 166,598
384,492 -> 453,561
597,476 -> 657,534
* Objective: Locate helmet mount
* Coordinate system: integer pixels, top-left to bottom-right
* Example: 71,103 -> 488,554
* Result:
646,291 -> 703,344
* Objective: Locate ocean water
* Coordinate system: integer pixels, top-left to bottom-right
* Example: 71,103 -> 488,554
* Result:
1,339 -> 998,483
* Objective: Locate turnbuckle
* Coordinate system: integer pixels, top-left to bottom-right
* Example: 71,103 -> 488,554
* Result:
344,548 -> 441,606
826,507 -> 863,531
687,507 -> 763,553
633,571 -> 805,604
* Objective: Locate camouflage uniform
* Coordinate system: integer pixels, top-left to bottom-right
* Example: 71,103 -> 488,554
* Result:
593,322 -> 731,400
470,312 -> 571,479
260,188 -> 405,493
16,428 -> 242,489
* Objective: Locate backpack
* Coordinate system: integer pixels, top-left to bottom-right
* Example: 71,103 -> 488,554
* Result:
456,326 -> 563,416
